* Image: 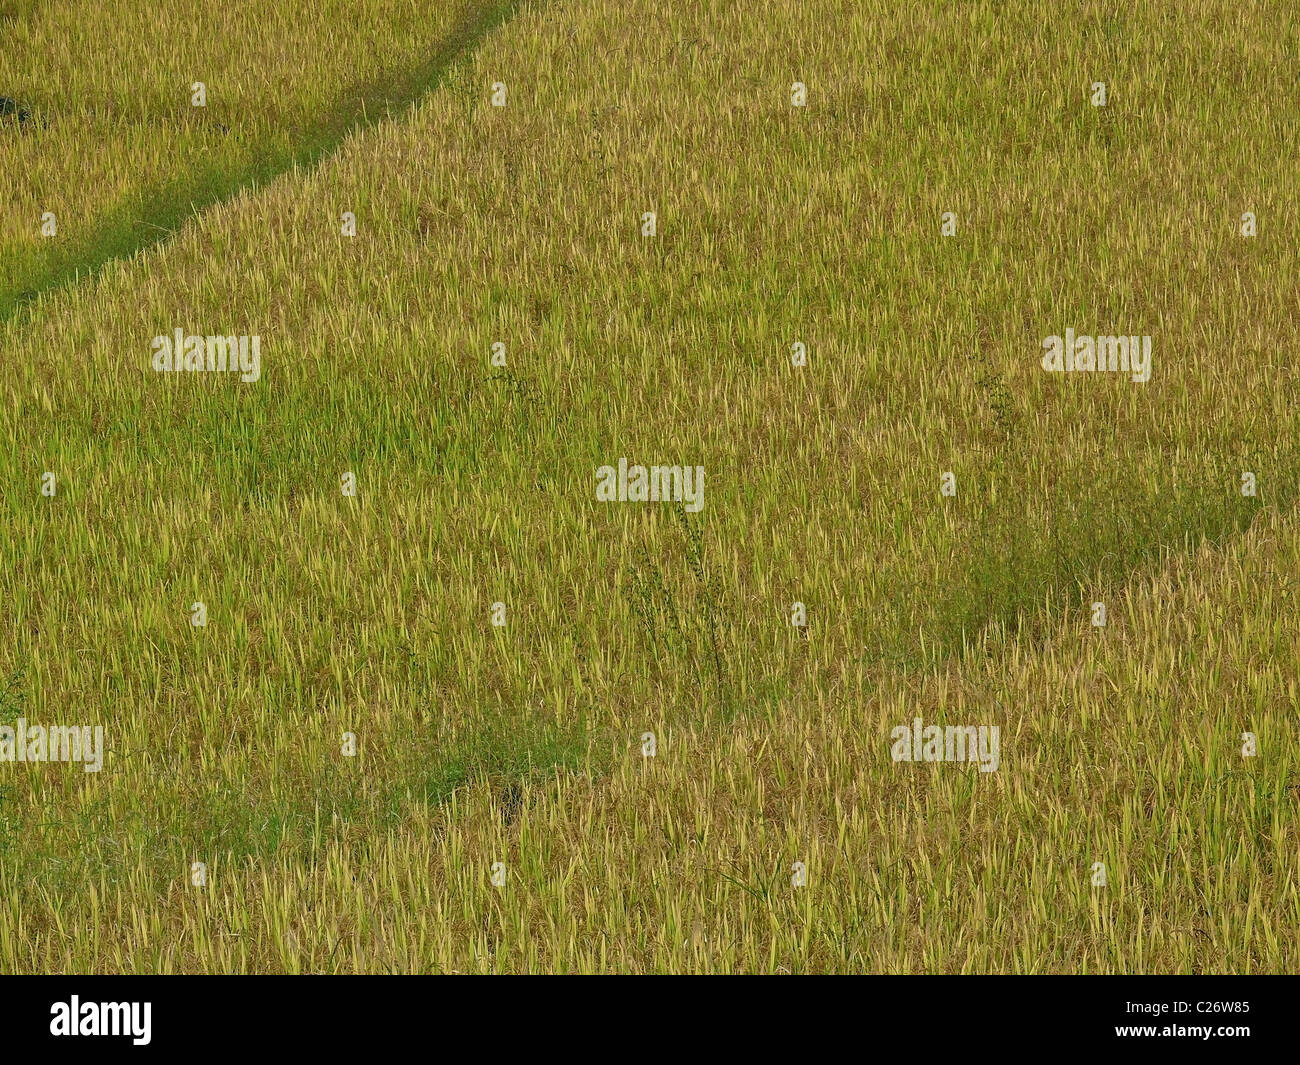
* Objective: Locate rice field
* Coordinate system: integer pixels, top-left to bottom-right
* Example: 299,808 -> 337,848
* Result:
0,0 -> 1295,973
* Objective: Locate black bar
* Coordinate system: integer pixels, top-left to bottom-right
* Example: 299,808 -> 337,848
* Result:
1,975 -> 1292,1053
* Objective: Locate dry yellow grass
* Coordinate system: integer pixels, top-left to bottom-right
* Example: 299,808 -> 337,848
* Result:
3,503 -> 1294,972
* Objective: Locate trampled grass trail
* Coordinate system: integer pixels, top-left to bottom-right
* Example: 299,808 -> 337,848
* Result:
0,0 -> 518,321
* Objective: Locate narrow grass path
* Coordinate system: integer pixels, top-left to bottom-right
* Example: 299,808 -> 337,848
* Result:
0,0 -> 521,323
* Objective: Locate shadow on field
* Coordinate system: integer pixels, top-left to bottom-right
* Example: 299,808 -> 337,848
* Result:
0,0 -> 521,323
0,1 -> 42,25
